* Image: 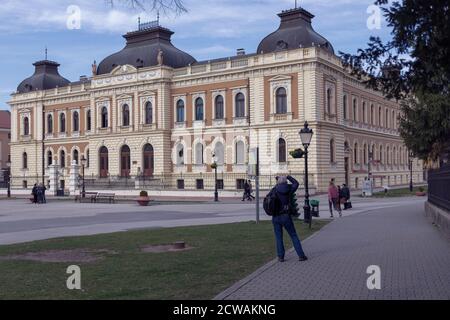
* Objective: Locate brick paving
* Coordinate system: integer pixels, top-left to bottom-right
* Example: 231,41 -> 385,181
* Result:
215,202 -> 450,300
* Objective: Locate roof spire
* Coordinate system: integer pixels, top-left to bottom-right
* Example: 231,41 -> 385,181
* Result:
138,16 -> 141,29
45,46 -> 48,60
295,0 -> 298,9
157,10 -> 160,25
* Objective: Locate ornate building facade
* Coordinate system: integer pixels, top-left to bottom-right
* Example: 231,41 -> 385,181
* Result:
8,7 -> 424,194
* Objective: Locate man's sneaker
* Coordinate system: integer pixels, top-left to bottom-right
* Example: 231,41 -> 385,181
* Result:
299,256 -> 308,262
330,215 -> 334,218
278,257 -> 285,262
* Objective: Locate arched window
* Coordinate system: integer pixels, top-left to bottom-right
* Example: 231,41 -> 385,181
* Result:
176,144 -> 184,166
73,149 -> 79,165
86,110 -> 91,131
145,102 -> 153,125
385,109 -> 389,128
326,88 -> 332,114
99,146 -> 108,177
370,104 -> 374,125
386,146 -> 390,164
47,114 -> 53,134
378,106 -> 382,126
330,139 -> 335,163
24,117 -> 30,136
143,144 -> 154,177
276,88 -> 287,114
363,144 -> 367,164
353,98 -> 357,121
101,107 -> 108,128
354,143 -> 358,164
235,93 -> 245,118
392,110 -> 396,129
60,113 -> 66,133
194,143 -> 204,165
86,149 -> 90,167
176,100 -> 185,122
23,152 -> 28,169
215,95 -> 224,119
120,145 -> 131,177
122,104 -> 130,127
343,95 -> 347,119
235,140 -> 245,164
195,98 -> 204,121
60,150 -> 66,168
362,102 -> 366,123
278,138 -> 287,163
73,111 -> 79,132
47,150 -> 53,166
380,145 -> 383,164
214,142 -> 225,165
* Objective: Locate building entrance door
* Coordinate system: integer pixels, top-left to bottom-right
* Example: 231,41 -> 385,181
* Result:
344,157 -> 349,186
99,146 -> 109,178
121,145 -> 131,177
143,144 -> 154,177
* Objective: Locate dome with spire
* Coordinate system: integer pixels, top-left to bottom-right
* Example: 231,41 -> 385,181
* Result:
17,60 -> 71,94
96,23 -> 197,75
257,7 -> 334,55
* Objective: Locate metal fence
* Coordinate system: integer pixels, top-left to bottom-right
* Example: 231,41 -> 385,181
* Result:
428,163 -> 450,212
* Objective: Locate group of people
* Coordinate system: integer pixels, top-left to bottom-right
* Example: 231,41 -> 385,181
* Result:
327,179 -> 351,218
31,183 -> 47,204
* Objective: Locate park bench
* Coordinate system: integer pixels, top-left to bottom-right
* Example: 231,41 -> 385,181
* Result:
95,193 -> 116,204
75,192 -> 98,203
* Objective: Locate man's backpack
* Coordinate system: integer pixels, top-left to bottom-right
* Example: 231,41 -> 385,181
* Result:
263,188 -> 282,216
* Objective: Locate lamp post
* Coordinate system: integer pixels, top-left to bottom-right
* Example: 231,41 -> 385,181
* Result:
212,153 -> 219,202
6,160 -> 11,198
409,150 -> 414,192
299,121 -> 314,229
80,155 -> 87,198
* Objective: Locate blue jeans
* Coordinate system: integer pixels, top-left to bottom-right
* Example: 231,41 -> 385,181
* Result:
272,213 -> 306,259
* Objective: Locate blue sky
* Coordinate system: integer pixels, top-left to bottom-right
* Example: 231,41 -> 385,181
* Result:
0,0 -> 392,110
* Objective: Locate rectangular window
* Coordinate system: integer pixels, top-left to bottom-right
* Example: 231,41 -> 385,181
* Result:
177,179 -> 185,190
196,179 -> 204,190
217,179 -> 224,190
236,179 -> 246,190
22,180 -> 27,189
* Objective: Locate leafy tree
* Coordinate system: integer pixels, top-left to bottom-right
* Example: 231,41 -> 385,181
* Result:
340,0 -> 450,161
106,0 -> 187,15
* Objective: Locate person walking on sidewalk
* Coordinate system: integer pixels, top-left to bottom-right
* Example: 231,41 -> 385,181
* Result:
328,180 -> 342,218
270,175 -> 308,262
341,184 -> 351,210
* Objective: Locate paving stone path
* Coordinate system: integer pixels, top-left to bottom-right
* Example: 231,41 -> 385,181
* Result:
216,202 -> 450,300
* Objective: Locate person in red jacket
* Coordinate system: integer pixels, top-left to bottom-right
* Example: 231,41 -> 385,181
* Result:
328,180 -> 342,218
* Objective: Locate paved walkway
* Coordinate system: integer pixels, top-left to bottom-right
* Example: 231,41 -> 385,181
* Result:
216,202 -> 450,300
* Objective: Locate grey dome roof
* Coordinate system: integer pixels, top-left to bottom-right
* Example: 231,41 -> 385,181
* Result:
97,25 -> 196,75
257,8 -> 334,54
17,60 -> 70,93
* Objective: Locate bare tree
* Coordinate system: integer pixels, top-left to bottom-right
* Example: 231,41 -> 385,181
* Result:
105,0 -> 187,15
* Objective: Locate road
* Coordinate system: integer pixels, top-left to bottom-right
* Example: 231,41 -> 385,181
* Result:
0,195 -> 426,245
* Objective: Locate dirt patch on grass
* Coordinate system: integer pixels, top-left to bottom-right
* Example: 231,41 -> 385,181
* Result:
0,249 -> 117,263
140,244 -> 194,253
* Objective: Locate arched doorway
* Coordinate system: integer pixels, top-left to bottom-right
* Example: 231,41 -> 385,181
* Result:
120,145 -> 131,177
143,144 -> 154,177
99,146 -> 109,178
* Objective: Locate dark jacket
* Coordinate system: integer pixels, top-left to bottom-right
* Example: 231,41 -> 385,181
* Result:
273,176 -> 299,210
341,186 -> 350,200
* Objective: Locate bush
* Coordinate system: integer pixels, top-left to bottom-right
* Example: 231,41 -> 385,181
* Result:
418,187 -> 424,192
140,190 -> 148,197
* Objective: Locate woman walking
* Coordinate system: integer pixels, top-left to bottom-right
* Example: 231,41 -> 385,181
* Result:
328,181 -> 342,218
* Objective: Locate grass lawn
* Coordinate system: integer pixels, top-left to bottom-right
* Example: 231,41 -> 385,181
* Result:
372,186 -> 428,198
0,219 -> 328,300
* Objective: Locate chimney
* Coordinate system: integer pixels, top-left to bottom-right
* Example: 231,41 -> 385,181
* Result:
236,48 -> 246,56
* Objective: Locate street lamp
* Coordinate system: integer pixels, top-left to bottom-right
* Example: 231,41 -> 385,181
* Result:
299,121 -> 313,229
211,153 -> 219,202
6,160 -> 11,198
409,150 -> 414,192
80,155 -> 87,198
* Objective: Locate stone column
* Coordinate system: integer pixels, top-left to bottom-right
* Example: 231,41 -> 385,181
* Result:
69,160 -> 80,195
48,163 -> 60,196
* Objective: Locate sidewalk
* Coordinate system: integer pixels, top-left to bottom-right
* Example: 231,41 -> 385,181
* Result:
215,201 -> 450,300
